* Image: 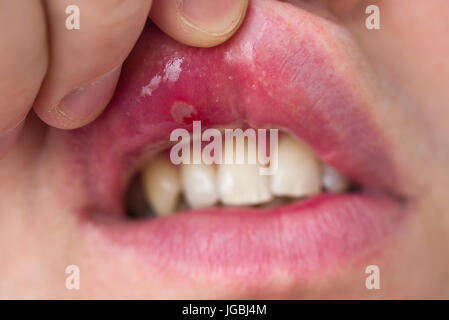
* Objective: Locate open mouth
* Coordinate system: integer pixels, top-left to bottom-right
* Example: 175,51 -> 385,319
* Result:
60,0 -> 407,293
126,129 -> 356,218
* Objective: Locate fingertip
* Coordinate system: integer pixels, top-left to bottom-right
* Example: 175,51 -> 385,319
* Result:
36,0 -> 152,130
35,66 -> 122,130
150,0 -> 248,47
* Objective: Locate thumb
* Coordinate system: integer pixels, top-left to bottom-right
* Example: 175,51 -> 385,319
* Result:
33,0 -> 152,129
150,0 -> 248,48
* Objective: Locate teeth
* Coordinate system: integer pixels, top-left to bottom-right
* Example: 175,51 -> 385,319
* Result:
137,131 -> 351,216
322,164 -> 349,193
217,136 -> 272,206
217,164 -> 272,205
270,135 -> 321,198
181,163 -> 219,208
141,154 -> 181,216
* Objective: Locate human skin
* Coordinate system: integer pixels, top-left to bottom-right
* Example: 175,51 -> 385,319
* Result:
0,0 -> 248,147
1,0 -> 449,299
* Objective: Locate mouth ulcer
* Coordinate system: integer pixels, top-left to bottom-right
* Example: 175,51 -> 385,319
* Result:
57,0 -> 407,287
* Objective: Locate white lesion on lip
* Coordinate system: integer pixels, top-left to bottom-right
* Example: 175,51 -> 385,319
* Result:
140,57 -> 184,98
163,57 -> 184,82
141,75 -> 162,97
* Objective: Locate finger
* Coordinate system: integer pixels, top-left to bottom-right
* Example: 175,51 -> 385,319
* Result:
33,0 -> 152,129
0,0 -> 48,157
150,0 -> 248,48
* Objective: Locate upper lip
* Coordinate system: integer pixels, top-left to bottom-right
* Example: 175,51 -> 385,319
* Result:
61,0 -> 406,294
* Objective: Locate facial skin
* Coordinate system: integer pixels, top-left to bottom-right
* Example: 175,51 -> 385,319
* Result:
1,0 -> 448,299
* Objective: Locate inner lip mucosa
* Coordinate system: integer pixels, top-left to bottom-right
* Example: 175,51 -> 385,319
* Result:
125,126 -> 357,220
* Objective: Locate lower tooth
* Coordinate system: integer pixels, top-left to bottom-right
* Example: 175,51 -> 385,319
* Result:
181,163 -> 219,208
141,154 -> 181,216
322,164 -> 349,193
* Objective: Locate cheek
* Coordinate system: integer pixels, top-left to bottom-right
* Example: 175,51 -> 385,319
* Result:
326,0 -> 362,17
348,0 -> 449,116
333,0 -> 449,194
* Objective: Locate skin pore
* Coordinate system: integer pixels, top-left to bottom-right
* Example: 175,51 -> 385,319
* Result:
1,0 -> 449,298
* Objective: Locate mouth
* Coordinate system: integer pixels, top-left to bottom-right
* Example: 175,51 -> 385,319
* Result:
60,0 -> 407,295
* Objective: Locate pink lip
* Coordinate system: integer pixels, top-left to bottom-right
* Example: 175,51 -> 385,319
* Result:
90,194 -> 402,289
62,0 -> 406,290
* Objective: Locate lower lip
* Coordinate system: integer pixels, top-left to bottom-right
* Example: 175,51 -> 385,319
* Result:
82,192 -> 405,287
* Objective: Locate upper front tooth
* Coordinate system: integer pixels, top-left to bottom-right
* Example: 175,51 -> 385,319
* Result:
217,164 -> 272,205
141,154 -> 181,216
322,164 -> 349,193
217,136 -> 272,206
270,135 -> 321,197
181,163 -> 219,208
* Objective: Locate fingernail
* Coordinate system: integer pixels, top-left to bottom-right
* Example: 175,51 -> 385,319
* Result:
0,119 -> 25,158
178,0 -> 247,35
56,66 -> 122,121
